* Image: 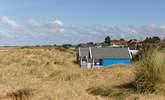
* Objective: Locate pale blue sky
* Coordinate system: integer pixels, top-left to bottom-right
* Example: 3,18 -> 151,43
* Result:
0,0 -> 165,45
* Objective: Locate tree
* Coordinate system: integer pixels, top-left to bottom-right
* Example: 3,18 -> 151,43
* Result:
152,36 -> 160,43
143,37 -> 150,43
87,42 -> 94,45
128,39 -> 137,44
143,36 -> 160,43
62,44 -> 72,49
104,36 -> 111,45
120,38 -> 125,41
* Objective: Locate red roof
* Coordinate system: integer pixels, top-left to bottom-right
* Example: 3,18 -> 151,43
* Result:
111,40 -> 128,45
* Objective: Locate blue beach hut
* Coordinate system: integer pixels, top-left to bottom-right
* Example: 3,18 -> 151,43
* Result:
78,47 -> 131,68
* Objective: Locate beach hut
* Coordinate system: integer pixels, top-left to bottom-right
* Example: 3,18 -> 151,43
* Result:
78,47 -> 131,68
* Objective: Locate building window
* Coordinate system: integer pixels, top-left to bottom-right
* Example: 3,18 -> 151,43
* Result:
82,56 -> 87,62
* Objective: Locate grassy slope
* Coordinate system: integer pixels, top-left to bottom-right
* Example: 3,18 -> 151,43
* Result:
0,47 -> 164,100
0,47 -> 105,100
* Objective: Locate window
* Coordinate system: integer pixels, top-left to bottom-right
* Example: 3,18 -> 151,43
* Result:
82,56 -> 87,62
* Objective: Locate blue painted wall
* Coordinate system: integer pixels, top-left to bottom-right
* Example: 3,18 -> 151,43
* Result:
100,58 -> 131,68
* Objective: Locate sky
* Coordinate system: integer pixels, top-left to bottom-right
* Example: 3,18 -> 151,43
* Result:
0,0 -> 165,45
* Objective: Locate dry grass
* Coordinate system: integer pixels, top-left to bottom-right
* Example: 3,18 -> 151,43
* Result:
0,88 -> 33,100
134,48 -> 165,93
0,47 -> 164,100
0,47 -> 105,100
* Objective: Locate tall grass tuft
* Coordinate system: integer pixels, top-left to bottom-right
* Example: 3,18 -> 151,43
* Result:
134,48 -> 165,93
0,88 -> 33,100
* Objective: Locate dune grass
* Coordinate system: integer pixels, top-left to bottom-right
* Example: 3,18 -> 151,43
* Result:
0,47 -> 106,100
134,48 -> 165,93
0,46 -> 164,100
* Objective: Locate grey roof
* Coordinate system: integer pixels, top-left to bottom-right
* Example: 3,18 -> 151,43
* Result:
79,48 -> 89,57
91,48 -> 130,59
79,47 -> 130,59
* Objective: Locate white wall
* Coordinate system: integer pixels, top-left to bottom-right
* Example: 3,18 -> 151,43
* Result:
129,49 -> 139,59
